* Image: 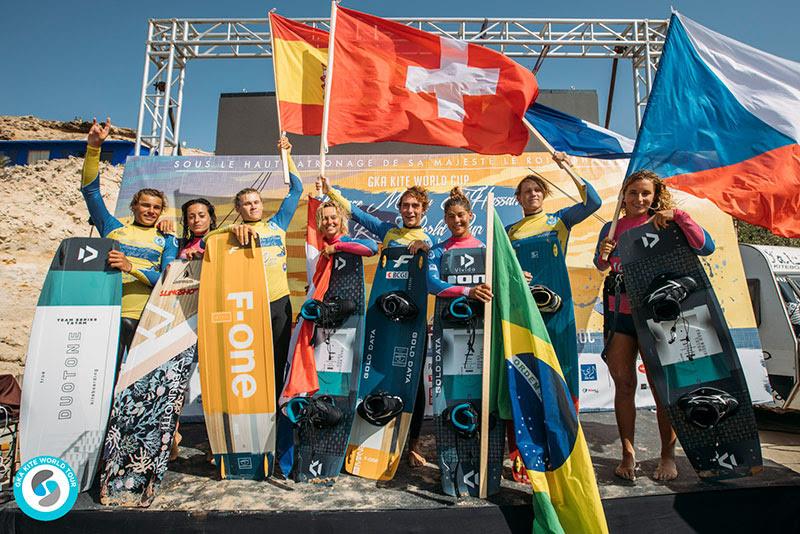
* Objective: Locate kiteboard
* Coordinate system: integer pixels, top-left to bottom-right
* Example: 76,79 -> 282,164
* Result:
344,248 -> 428,481
618,221 -> 762,479
20,237 -> 122,492
100,259 -> 201,506
197,233 -> 276,480
431,247 -> 503,497
288,252 -> 366,483
507,232 -> 578,483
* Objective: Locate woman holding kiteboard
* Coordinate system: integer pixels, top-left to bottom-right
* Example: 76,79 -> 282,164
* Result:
594,169 -> 715,482
426,187 -> 502,496
80,118 -> 179,366
427,187 -> 493,304
164,198 -> 217,461
505,152 -> 601,482
320,177 -> 433,468
280,192 -> 378,482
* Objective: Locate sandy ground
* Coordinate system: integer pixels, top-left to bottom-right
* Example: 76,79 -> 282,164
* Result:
0,156 -> 124,378
0,115 -> 214,378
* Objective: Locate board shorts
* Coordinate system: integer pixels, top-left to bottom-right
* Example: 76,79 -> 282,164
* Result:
603,310 -> 637,340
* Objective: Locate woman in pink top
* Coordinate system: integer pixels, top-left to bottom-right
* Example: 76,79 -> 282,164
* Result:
415,188 -> 494,467
168,198 -> 217,460
178,198 -> 217,260
594,170 -> 715,482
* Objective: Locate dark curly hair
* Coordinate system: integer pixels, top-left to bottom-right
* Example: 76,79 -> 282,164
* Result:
181,198 -> 217,240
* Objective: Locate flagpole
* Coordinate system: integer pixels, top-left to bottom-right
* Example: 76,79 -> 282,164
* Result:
523,117 -> 585,191
319,0 -> 339,178
523,116 -> 618,260
479,192 -> 495,500
269,10 -> 291,185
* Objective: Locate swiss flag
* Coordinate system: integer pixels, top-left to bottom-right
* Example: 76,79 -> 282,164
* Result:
326,7 -> 539,155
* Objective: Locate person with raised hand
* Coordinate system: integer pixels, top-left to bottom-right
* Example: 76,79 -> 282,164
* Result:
81,117 -> 178,365
205,135 -> 303,401
320,176 -> 433,467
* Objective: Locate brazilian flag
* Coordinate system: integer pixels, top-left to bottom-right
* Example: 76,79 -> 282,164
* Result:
489,211 -> 608,534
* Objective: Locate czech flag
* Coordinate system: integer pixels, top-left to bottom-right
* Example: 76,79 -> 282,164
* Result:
269,13 -> 328,135
489,211 -> 608,534
525,103 -> 634,159
629,13 -> 800,238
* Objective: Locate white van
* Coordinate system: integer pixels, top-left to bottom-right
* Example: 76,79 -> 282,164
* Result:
739,244 -> 800,410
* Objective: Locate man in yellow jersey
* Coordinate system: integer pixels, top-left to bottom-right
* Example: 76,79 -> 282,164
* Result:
207,136 -> 303,398
80,118 -> 179,367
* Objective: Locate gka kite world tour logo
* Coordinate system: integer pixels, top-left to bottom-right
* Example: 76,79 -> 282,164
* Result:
14,456 -> 78,521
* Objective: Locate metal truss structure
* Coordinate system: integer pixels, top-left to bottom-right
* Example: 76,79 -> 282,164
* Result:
135,16 -> 669,155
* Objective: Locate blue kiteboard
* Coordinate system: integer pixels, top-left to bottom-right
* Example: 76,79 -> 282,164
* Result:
344,248 -> 428,481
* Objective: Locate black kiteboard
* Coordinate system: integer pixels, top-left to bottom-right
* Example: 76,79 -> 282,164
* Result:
290,252 -> 366,483
618,222 -> 762,479
431,247 -> 503,497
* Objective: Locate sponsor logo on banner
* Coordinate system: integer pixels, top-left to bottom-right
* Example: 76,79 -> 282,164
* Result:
580,364 -> 598,381
14,456 -> 78,521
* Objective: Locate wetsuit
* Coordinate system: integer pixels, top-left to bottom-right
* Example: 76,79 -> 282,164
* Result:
506,179 -> 601,403
594,210 -> 715,343
427,235 -> 485,298
81,145 -> 178,365
206,155 -> 303,396
323,234 -> 379,257
178,235 -> 205,259
327,187 -> 433,442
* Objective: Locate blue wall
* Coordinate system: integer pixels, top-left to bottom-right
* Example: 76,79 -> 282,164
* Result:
0,140 -> 151,166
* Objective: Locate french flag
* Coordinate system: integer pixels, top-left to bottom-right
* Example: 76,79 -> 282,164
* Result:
525,103 -> 634,159
629,13 -> 800,238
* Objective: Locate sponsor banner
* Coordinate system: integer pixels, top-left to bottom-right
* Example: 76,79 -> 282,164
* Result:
117,153 -> 771,411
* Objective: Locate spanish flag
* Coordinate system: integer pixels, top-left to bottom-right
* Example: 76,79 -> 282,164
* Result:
269,13 -> 328,135
489,211 -> 608,534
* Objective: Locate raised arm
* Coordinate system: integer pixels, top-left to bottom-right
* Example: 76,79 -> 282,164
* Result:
559,178 -> 603,229
335,236 -> 379,257
269,137 -> 303,232
81,118 -> 122,237
326,183 -> 394,242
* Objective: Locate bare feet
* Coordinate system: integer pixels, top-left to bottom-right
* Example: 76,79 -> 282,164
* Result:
654,456 -> 678,481
408,439 -> 426,467
169,430 -> 182,461
614,452 -> 637,481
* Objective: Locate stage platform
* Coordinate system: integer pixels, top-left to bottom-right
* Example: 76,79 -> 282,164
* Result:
2,409 -> 799,533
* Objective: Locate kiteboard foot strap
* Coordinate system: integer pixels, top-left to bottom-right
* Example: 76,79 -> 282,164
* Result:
379,292 -> 418,322
357,392 -> 404,426
300,297 -> 356,328
530,284 -> 562,313
647,275 -> 699,322
282,395 -> 343,429
677,387 -> 739,429
443,403 -> 480,438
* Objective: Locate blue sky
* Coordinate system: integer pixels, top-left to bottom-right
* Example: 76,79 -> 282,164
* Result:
2,0 -> 798,151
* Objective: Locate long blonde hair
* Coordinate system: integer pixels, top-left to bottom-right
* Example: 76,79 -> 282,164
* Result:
315,200 -> 349,235
621,170 -> 675,215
